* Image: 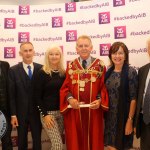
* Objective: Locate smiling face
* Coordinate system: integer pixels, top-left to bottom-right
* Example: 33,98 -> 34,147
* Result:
48,48 -> 61,67
76,37 -> 93,60
111,46 -> 125,66
109,42 -> 129,67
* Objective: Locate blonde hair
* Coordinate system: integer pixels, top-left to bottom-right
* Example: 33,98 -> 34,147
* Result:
76,35 -> 93,48
146,38 -> 150,50
43,44 -> 65,77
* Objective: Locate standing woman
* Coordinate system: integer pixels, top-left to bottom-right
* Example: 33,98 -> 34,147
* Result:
104,42 -> 138,150
34,45 -> 65,150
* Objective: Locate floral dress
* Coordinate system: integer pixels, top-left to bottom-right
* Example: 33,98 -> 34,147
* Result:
104,67 -> 137,149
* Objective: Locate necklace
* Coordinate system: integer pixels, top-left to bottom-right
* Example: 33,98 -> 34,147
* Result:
52,70 -> 59,73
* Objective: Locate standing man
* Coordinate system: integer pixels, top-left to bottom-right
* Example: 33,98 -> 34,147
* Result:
135,38 -> 150,150
0,60 -> 12,150
8,42 -> 42,150
60,35 -> 109,150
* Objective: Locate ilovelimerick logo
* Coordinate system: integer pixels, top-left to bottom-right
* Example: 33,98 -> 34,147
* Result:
4,47 -> 16,58
18,32 -> 30,43
113,0 -> 125,7
52,17 -> 63,28
0,111 -> 7,139
19,5 -> 30,15
66,30 -> 77,42
100,44 -> 111,56
99,12 -> 110,24
4,18 -> 16,29
114,26 -> 126,39
65,2 -> 76,12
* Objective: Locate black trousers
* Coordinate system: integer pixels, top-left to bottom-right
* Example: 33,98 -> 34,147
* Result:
140,115 -> 150,150
17,113 -> 42,150
1,111 -> 13,150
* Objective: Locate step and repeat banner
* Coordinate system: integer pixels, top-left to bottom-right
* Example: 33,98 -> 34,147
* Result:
0,0 -> 150,149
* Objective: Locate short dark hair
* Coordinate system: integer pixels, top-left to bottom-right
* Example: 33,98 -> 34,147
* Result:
109,41 -> 129,66
20,42 -> 34,49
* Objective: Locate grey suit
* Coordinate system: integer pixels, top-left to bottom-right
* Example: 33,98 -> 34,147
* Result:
135,63 -> 150,150
8,62 -> 42,150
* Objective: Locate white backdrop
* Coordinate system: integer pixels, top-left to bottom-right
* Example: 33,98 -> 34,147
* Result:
0,0 -> 149,149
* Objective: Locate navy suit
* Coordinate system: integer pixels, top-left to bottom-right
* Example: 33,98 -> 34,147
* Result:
8,62 -> 42,150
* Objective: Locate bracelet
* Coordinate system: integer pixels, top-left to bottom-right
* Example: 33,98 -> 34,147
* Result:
128,116 -> 133,120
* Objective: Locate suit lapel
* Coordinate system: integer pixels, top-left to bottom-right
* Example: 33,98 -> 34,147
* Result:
139,64 -> 150,107
141,64 -> 150,89
32,63 -> 38,79
18,62 -> 28,88
1,62 -> 5,76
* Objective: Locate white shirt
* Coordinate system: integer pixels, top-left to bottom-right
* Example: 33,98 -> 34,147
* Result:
80,56 -> 91,68
22,62 -> 34,75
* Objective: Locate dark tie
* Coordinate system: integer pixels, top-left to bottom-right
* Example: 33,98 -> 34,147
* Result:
27,65 -> 32,79
143,79 -> 150,124
82,60 -> 87,69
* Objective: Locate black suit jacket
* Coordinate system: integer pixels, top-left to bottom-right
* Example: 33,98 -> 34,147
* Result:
0,61 -> 10,113
8,62 -> 42,123
135,63 -> 150,138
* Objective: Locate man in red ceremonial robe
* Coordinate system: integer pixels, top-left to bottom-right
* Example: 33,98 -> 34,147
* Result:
60,35 -> 109,150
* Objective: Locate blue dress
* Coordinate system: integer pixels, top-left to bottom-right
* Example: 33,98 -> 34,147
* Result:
104,66 -> 137,149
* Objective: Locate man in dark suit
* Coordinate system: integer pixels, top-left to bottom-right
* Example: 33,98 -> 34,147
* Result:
0,60 -> 12,150
135,38 -> 150,150
8,42 -> 42,150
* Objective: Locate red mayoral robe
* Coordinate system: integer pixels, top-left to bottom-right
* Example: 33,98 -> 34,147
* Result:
60,58 -> 109,150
